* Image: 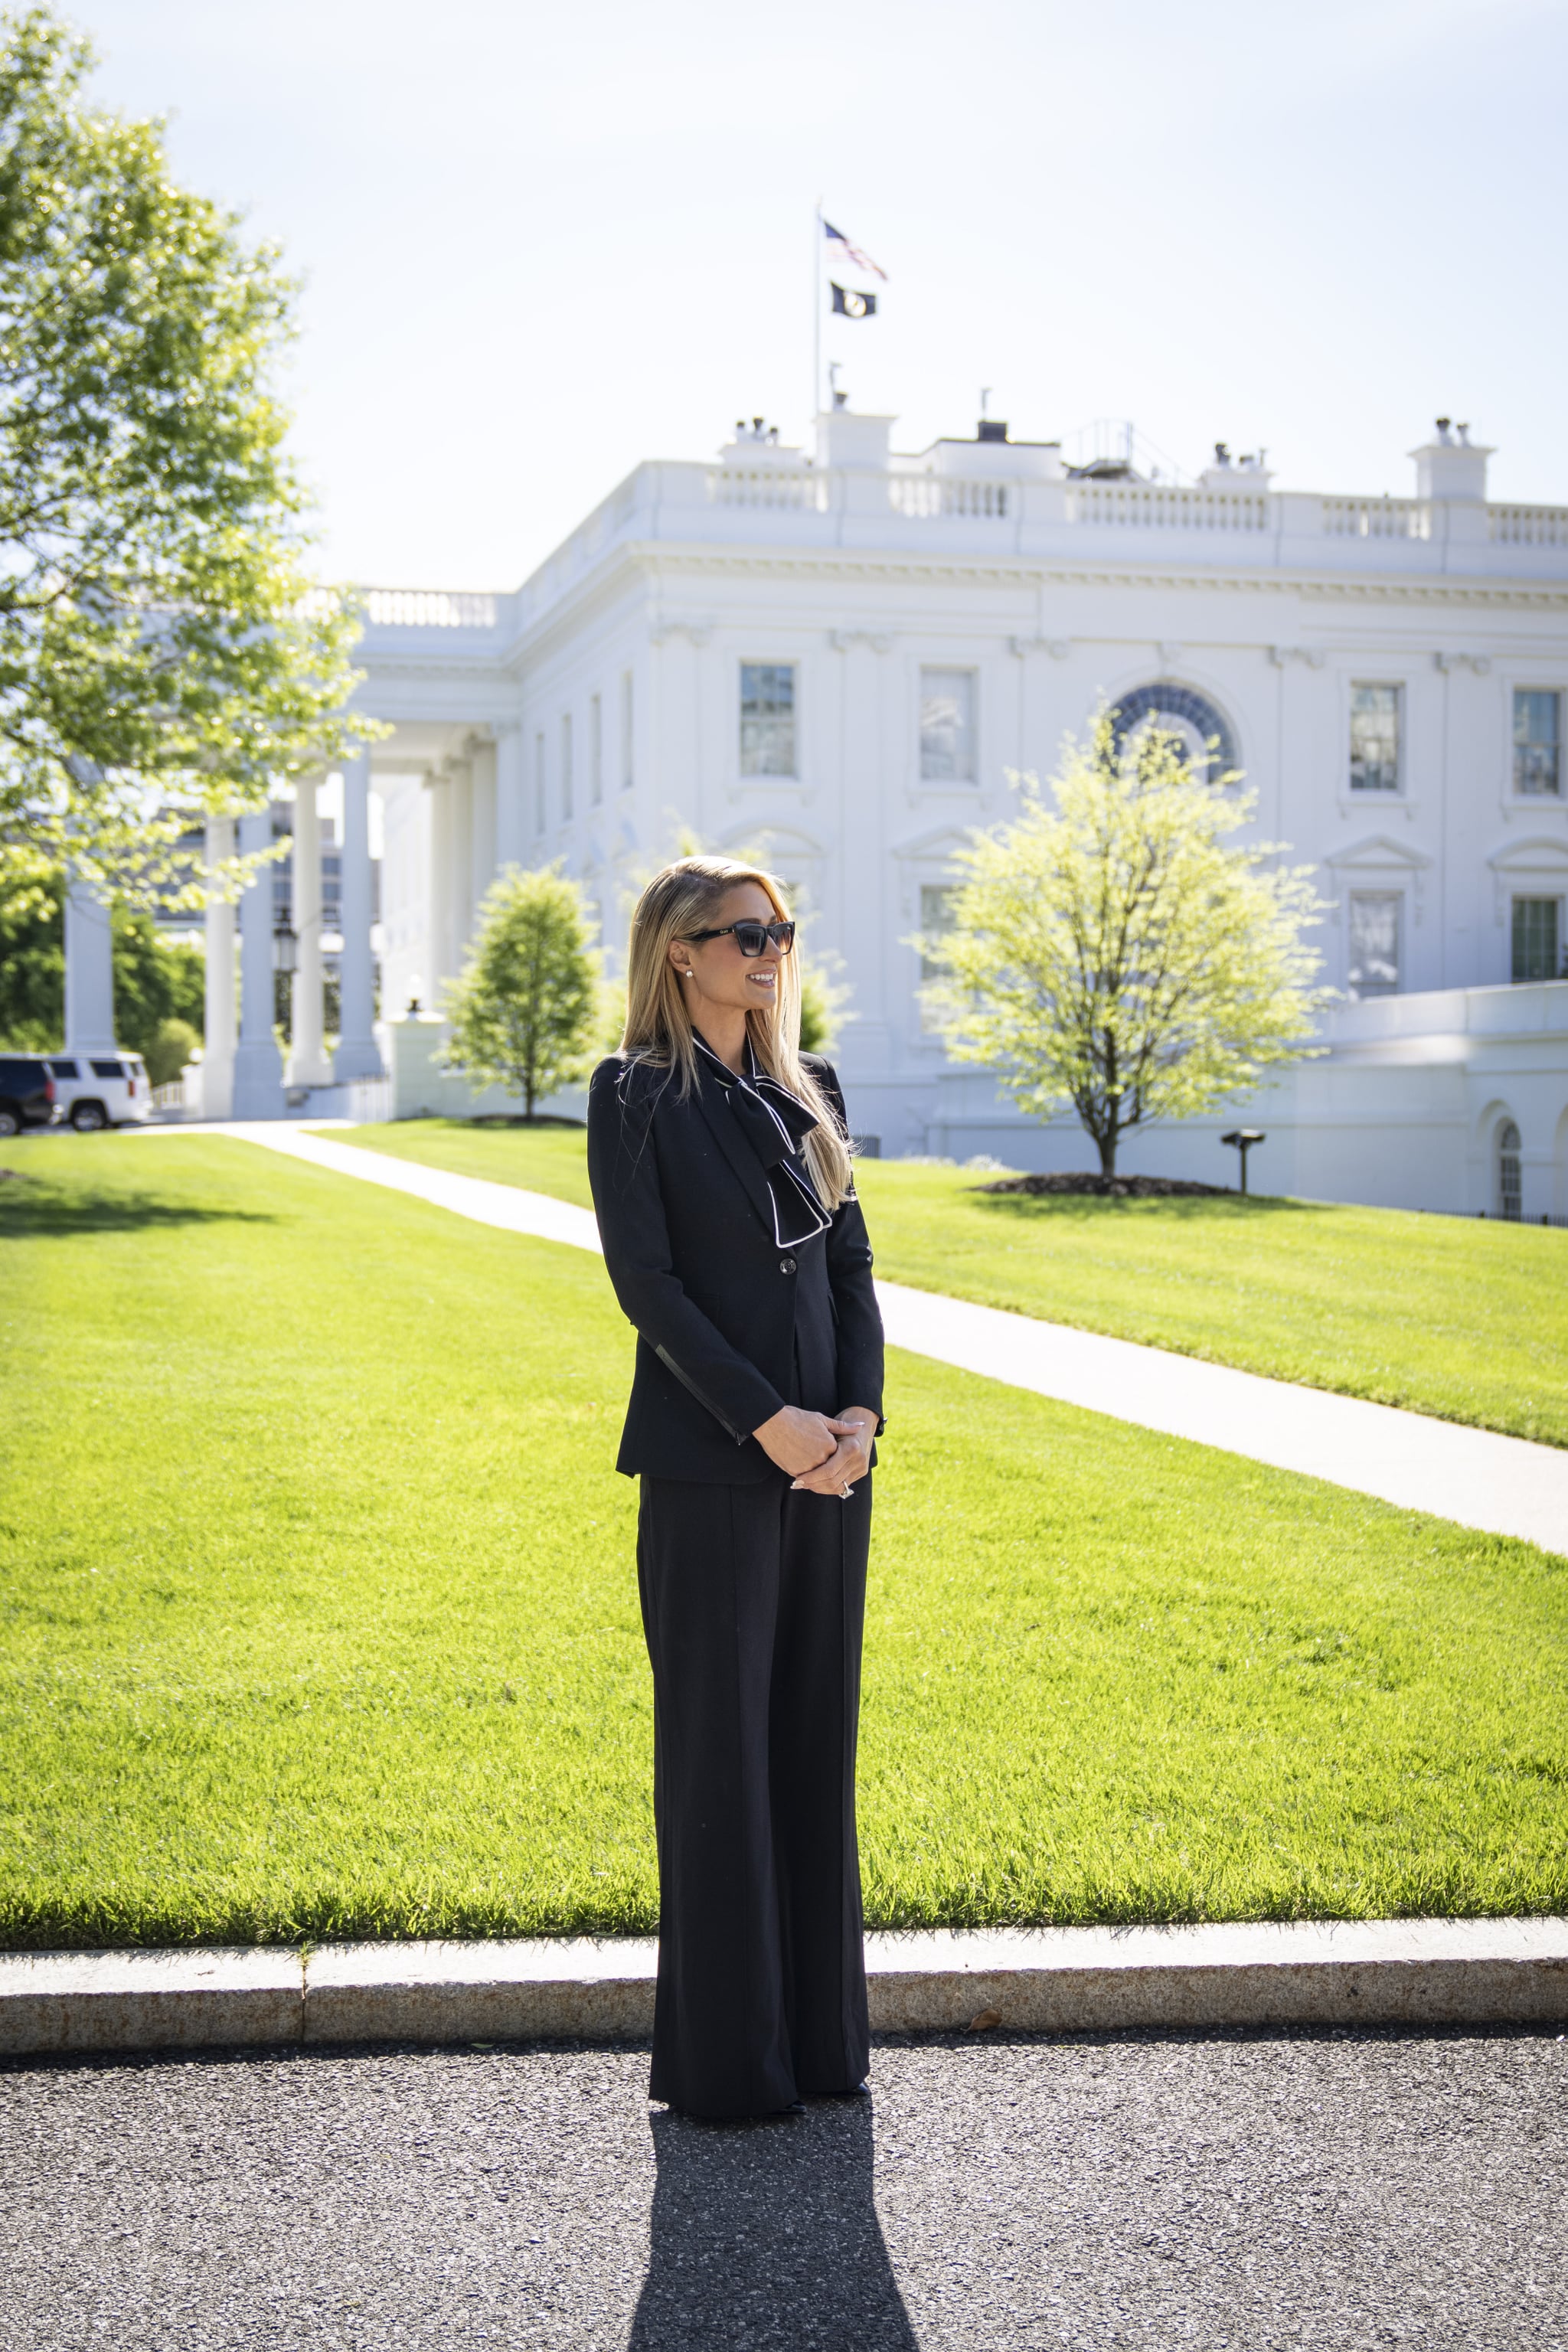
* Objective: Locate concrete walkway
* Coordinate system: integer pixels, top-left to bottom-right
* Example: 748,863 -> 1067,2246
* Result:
137,1122 -> 1568,1553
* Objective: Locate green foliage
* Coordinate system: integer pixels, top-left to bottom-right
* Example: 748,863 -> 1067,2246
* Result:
923,714 -> 1332,1175
797,946 -> 853,1058
443,864 -> 602,1117
0,859 -> 205,1050
2,1136 -> 1563,1948
143,1016 -> 198,1088
0,858 -> 57,1044
339,1125 -> 1568,1450
0,7 -> 377,906
109,903 -> 203,1057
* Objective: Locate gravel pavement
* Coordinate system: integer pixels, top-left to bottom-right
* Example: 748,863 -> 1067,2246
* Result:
2,2029 -> 1564,2350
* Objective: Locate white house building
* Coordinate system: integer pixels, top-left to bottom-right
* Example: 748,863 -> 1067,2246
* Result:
189,403 -> 1568,1220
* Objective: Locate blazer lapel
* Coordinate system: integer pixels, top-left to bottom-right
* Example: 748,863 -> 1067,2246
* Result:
692,1063 -> 777,1239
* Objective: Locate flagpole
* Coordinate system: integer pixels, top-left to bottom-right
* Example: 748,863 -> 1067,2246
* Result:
812,198 -> 822,433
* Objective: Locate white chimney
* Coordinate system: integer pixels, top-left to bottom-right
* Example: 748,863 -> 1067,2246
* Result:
815,409 -> 895,469
1410,418 -> 1493,502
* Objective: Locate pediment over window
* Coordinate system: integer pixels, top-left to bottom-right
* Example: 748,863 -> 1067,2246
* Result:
1325,834 -> 1433,873
1487,834 -> 1568,876
892,823 -> 973,863
716,820 -> 825,861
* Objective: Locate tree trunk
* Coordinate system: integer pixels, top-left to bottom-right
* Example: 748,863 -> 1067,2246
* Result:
1096,1129 -> 1118,1179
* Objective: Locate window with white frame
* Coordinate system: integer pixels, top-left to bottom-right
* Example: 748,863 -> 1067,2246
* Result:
740,663 -> 796,776
918,882 -> 957,1031
1497,1119 -> 1522,1220
620,670 -> 634,791
534,732 -> 546,834
919,668 -> 976,782
1513,690 -> 1561,797
1349,684 -> 1401,792
1347,891 -> 1402,997
1511,894 -> 1561,982
590,694 -> 603,805
560,713 -> 573,822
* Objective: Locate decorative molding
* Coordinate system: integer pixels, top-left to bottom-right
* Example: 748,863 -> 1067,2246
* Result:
1269,644 -> 1328,668
648,618 -> 714,648
1157,641 -> 1184,666
1325,831 -> 1435,926
1434,650 -> 1493,674
827,628 -> 892,653
1486,832 -> 1568,923
1009,635 -> 1071,659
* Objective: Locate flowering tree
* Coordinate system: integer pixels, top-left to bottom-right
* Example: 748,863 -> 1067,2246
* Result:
0,8 -> 372,907
923,713 -> 1331,1178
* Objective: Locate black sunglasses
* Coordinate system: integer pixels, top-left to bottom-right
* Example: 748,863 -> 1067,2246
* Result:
682,918 -> 796,958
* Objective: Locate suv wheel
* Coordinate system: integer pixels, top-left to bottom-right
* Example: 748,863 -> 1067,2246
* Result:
0,1106 -> 17,1137
71,1101 -> 107,1132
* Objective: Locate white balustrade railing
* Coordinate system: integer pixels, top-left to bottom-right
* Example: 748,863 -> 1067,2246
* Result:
1067,482 -> 1269,531
707,468 -> 825,510
362,589 -> 500,629
889,477 -> 1011,518
1321,497 -> 1426,541
1489,504 -> 1568,547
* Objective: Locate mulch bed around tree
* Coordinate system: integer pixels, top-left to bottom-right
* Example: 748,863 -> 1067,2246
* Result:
971,1171 -> 1236,1199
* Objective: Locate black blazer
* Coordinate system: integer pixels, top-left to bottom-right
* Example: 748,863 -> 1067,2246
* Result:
586,1049 -> 885,1485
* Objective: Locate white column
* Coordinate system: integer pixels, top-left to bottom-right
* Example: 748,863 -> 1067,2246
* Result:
334,745 -> 382,1081
470,734 -> 497,916
63,879 -> 117,1054
426,767 -> 455,998
286,776 -> 332,1089
448,754 -> 474,980
201,815 -> 237,1119
493,720 -> 526,871
231,805 -> 284,1119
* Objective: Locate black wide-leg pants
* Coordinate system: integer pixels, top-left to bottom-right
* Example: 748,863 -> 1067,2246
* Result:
635,1470 -> 873,2120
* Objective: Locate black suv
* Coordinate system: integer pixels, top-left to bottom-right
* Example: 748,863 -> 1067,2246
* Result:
0,1056 -> 59,1136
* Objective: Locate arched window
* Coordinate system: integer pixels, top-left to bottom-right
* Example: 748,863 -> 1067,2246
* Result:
1497,1119 -> 1522,1220
1110,682 -> 1239,782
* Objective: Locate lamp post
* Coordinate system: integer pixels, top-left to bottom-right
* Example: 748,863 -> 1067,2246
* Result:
273,922 -> 298,978
1220,1128 -> 1266,1195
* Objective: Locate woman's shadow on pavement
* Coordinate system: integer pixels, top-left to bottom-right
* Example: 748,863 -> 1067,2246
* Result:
629,2098 -> 917,2351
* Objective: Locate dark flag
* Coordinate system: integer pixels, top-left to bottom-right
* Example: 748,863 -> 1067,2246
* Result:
831,282 -> 877,320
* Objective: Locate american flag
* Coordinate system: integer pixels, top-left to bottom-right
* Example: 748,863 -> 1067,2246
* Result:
823,218 -> 887,282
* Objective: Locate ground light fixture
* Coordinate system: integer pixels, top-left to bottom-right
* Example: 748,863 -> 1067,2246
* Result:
1221,1128 -> 1266,1194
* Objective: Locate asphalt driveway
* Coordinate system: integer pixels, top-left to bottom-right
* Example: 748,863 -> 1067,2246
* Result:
2,2028 -> 1563,2349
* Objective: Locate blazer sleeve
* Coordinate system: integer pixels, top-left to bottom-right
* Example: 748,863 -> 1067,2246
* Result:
586,1058 -> 789,1446
812,1060 -> 887,1426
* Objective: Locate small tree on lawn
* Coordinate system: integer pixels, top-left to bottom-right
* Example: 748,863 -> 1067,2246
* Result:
922,711 -> 1331,1180
443,865 -> 601,1119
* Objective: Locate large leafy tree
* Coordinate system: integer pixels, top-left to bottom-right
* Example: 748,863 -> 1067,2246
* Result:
443,866 -> 603,1119
923,714 -> 1331,1178
0,7 -> 371,906
0,860 -> 202,1053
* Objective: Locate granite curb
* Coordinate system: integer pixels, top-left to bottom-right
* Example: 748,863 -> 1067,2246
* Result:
3,1919 -> 1566,2058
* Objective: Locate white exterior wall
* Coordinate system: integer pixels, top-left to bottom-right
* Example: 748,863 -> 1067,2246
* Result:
354,416 -> 1568,1210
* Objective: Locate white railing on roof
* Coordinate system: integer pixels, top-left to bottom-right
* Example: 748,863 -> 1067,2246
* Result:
707,468 -> 825,511
889,477 -> 1011,518
1066,482 -> 1269,531
363,589 -> 499,629
1489,503 -> 1568,547
1321,497 -> 1426,541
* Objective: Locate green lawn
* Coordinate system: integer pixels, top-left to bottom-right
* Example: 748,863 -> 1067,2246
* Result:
2,1131 -> 1564,1949
334,1121 -> 1568,1448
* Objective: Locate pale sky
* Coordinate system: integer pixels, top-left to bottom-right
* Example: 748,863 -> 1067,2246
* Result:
75,0 -> 1568,591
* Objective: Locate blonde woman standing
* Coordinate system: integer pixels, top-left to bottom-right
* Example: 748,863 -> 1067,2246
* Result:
586,856 -> 884,2122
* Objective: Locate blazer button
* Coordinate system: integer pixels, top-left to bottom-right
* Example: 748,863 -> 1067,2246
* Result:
779,1256 -> 797,1274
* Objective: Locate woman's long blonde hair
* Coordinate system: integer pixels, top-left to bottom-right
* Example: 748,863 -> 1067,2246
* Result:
621,855 -> 854,1209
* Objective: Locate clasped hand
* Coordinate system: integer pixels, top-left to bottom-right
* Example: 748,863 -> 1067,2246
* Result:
752,1404 -> 876,1496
